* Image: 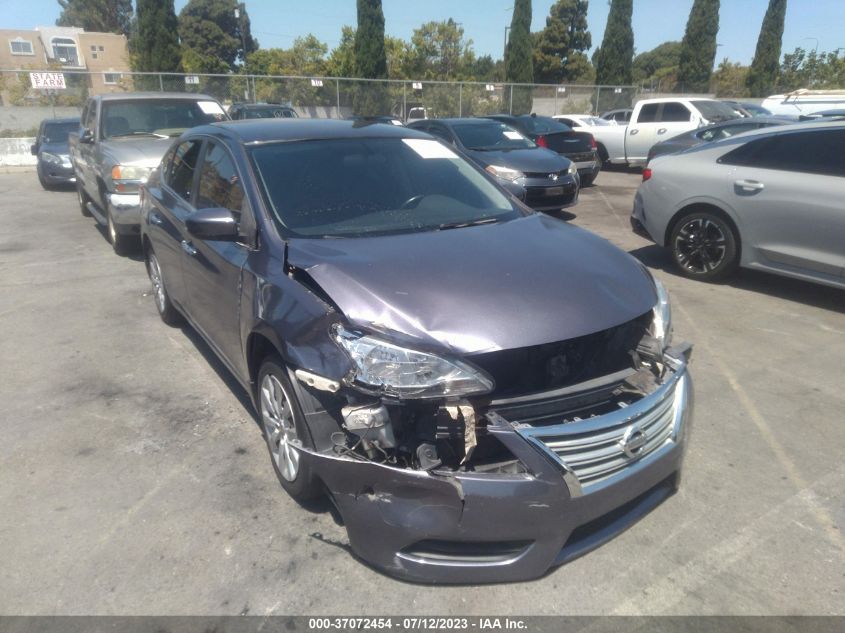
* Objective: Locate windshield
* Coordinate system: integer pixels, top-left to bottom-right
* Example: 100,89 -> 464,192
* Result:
583,116 -> 612,126
691,100 -> 741,123
518,116 -> 571,134
242,107 -> 295,119
42,121 -> 78,144
100,99 -> 227,139
453,122 -> 535,150
250,137 -> 521,238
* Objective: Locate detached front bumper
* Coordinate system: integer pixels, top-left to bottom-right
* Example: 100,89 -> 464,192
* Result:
303,355 -> 693,584
107,192 -> 142,234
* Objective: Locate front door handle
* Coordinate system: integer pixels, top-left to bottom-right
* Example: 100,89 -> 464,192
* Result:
149,212 -> 163,226
629,129 -> 639,135
181,240 -> 197,256
657,127 -> 668,134
734,179 -> 765,192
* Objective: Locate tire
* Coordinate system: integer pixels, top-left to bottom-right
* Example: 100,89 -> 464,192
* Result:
77,181 -> 92,216
145,248 -> 183,326
596,143 -> 609,164
107,206 -> 134,256
581,174 -> 595,187
38,168 -> 53,191
669,210 -> 739,281
257,356 -> 323,502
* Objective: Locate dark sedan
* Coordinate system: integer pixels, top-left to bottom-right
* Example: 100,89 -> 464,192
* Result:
408,118 -> 578,211
647,116 -> 791,163
484,114 -> 601,185
139,119 -> 692,584
31,117 -> 79,189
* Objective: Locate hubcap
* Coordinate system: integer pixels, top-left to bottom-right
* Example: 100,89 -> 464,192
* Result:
260,374 -> 300,482
148,254 -> 167,314
674,217 -> 727,274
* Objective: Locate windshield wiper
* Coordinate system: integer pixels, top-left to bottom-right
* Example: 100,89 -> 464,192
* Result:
438,217 -> 500,231
109,131 -> 169,139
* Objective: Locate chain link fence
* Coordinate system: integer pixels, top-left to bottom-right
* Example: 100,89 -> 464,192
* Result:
0,69 -> 640,136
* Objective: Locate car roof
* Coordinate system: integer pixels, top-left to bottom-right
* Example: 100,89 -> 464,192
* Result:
429,118 -> 510,126
42,117 -> 79,124
705,116 -> 789,127
199,118 -> 431,144
97,92 -> 218,102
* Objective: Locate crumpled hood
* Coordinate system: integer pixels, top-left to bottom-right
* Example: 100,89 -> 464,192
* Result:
101,136 -> 175,168
287,214 -> 656,354
465,147 -> 571,173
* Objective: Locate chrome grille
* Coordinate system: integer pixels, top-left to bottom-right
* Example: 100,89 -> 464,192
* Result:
516,372 -> 688,496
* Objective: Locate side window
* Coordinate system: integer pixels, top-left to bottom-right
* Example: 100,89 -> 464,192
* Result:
719,131 -> 845,176
83,100 -> 97,131
167,140 -> 203,202
196,142 -> 245,214
659,102 -> 692,122
636,104 -> 660,123
558,118 -> 576,127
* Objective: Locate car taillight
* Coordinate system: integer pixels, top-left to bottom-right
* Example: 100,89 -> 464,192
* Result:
590,134 -> 597,150
536,135 -> 548,148
642,168 -> 653,182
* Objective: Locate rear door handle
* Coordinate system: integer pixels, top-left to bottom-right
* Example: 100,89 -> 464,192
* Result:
735,179 -> 765,192
149,212 -> 163,226
629,129 -> 639,135
657,127 -> 667,134
181,240 -> 197,256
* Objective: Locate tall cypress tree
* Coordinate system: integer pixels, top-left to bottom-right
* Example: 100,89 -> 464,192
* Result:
57,0 -> 133,35
353,0 -> 389,115
746,0 -> 788,97
505,0 -> 533,114
533,0 -> 592,84
132,0 -> 181,74
677,0 -> 720,92
594,0 -> 633,86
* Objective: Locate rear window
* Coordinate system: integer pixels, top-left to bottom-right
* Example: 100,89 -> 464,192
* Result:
691,100 -> 741,123
249,137 -> 521,238
517,116 -> 571,134
719,130 -> 845,176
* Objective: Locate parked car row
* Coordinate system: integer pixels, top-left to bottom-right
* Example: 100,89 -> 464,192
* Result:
36,92 -> 699,584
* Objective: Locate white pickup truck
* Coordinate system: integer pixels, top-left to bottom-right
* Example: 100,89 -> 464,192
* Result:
557,97 -> 740,167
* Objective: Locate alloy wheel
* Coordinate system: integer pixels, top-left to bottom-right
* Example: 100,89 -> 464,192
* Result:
674,217 -> 727,274
147,254 -> 167,314
260,374 -> 300,482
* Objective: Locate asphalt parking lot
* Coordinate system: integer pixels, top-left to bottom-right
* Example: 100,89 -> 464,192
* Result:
1,168 -> 843,616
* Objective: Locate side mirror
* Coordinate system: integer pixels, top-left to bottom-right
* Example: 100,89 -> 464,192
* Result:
186,207 -> 239,241
80,128 -> 94,144
30,143 -> 38,156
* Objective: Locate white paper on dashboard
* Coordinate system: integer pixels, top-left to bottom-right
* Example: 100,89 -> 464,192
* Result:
198,101 -> 226,115
503,131 -> 524,140
402,138 -> 460,159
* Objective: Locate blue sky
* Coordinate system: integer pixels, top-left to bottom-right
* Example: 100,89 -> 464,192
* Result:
3,0 -> 843,65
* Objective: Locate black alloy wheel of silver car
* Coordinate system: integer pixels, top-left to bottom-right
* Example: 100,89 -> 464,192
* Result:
257,356 -> 323,502
670,210 -> 739,281
77,181 -> 92,217
145,248 -> 183,326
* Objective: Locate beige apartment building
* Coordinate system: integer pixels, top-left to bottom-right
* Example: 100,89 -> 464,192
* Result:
1,26 -> 132,101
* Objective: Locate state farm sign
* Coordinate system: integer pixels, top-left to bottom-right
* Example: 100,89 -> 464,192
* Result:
29,72 -> 67,90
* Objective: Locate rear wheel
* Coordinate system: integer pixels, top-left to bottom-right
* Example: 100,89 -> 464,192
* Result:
77,181 -> 92,216
257,356 -> 323,502
669,210 -> 739,281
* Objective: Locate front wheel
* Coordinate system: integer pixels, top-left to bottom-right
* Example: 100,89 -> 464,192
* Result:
77,181 -> 92,216
145,249 -> 183,326
257,357 -> 323,502
107,207 -> 134,255
670,210 -> 739,281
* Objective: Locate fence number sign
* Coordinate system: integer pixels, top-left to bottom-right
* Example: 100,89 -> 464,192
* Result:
310,78 -> 323,87
185,75 -> 200,85
412,82 -> 423,90
485,84 -> 495,91
29,72 -> 66,90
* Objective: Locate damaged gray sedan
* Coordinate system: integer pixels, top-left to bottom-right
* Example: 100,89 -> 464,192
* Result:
139,119 -> 693,584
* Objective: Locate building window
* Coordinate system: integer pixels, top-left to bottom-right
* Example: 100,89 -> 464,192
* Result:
10,39 -> 34,55
51,37 -> 80,66
98,45 -> 104,51
92,52 -> 98,59
90,45 -> 96,51
103,73 -> 121,85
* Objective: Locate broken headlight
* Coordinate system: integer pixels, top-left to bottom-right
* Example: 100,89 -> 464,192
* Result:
651,277 -> 673,350
334,325 -> 494,399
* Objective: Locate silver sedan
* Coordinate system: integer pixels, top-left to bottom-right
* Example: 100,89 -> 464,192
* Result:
631,122 -> 845,289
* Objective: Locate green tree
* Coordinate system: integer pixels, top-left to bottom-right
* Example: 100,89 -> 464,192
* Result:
779,47 -> 845,91
711,59 -> 749,97
353,0 -> 389,115
131,0 -> 181,76
533,0 -> 592,84
179,0 -> 258,73
677,0 -> 720,92
56,0 -> 133,35
505,0 -> 533,114
406,19 -> 475,80
746,0 -> 787,97
327,26 -> 357,78
633,41 -> 682,84
594,0 -> 633,86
